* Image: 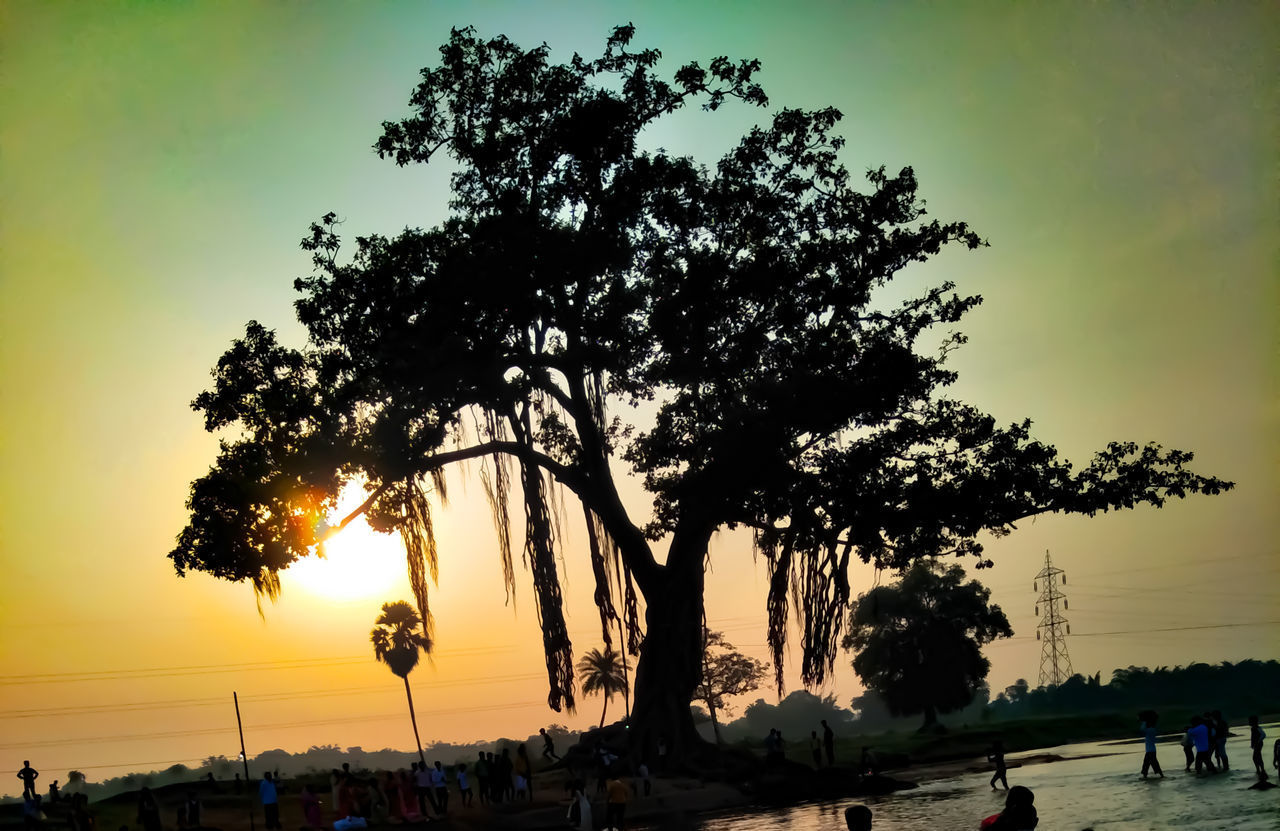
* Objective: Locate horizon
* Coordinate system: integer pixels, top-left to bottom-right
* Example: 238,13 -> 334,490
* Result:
1,0 -> 1276,799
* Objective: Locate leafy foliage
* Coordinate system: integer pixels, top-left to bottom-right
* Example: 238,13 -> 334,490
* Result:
697,631 -> 767,715
371,600 -> 433,679
171,24 -> 1231,737
843,561 -> 1012,727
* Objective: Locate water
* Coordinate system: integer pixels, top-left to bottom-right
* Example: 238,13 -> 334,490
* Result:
672,731 -> 1278,830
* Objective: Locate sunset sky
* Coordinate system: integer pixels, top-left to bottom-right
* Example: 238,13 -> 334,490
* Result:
1,1 -> 1276,794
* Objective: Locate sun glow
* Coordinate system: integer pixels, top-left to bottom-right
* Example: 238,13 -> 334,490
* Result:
287,508 -> 405,602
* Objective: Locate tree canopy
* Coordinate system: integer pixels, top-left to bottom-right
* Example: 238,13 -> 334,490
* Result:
170,24 -> 1231,754
843,561 -> 1012,728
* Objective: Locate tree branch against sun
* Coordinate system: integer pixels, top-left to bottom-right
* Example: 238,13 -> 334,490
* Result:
170,24 -> 1232,759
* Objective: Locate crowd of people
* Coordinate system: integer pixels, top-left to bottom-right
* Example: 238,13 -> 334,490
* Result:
1143,709 -> 1277,779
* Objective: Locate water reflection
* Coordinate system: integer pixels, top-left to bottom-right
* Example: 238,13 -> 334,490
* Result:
654,731 -> 1278,831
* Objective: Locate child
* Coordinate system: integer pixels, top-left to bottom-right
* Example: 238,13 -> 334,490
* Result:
300,784 -> 323,829
1139,710 -> 1163,778
1248,716 -> 1267,777
988,740 -> 1008,790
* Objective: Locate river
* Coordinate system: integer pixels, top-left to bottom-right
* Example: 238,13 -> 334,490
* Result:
667,729 -> 1278,830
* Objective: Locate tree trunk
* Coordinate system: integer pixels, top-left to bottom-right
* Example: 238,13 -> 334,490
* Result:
629,549 -> 708,767
705,686 -> 723,747
403,674 -> 426,764
599,695 -> 609,729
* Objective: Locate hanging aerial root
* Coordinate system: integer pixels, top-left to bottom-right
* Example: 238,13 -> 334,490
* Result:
520,459 -> 576,712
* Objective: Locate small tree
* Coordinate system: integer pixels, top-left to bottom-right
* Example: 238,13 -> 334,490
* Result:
577,647 -> 627,728
696,630 -> 767,745
843,561 -> 1011,729
371,600 -> 433,763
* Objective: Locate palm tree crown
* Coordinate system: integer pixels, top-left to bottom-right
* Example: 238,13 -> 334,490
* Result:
371,600 -> 433,678
577,646 -> 627,727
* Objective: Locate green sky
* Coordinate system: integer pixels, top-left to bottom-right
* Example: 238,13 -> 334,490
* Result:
1,1 -> 1276,783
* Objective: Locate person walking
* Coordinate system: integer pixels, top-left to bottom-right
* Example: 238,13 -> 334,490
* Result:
1139,710 -> 1163,779
822,720 -> 836,767
430,761 -> 449,816
540,728 -> 562,762
1180,723 -> 1195,771
988,740 -> 1009,790
260,771 -> 282,830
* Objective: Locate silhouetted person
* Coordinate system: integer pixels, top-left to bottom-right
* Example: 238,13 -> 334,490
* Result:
515,744 -> 533,802
637,761 -> 651,797
809,730 -> 822,767
1180,723 -> 1195,771
301,784 -> 322,828
845,804 -> 872,831
822,719 -> 835,766
982,785 -> 1038,830
1211,710 -> 1230,769
17,761 -> 39,800
234,772 -> 243,794
260,771 -> 281,830
540,727 -> 561,762
137,788 -> 161,831
474,752 -> 490,805
47,780 -> 59,804
1249,715 -> 1267,778
431,761 -> 448,815
499,748 -> 515,802
183,790 -> 201,829
1138,710 -> 1163,778
987,741 -> 1008,790
1189,716 -> 1216,774
456,763 -> 472,807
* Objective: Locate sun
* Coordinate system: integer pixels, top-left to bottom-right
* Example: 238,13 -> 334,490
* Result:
286,502 -> 405,602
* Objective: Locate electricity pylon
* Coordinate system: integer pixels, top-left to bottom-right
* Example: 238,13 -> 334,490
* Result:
1034,550 -> 1074,687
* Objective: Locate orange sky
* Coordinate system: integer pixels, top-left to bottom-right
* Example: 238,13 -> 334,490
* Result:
1,2 -> 1276,793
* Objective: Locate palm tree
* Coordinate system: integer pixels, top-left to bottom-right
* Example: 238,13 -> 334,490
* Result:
577,646 -> 627,729
371,600 -> 433,764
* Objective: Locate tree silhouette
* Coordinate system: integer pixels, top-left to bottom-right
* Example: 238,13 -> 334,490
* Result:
578,647 -> 627,729
696,630 -> 766,745
170,24 -> 1231,761
371,600 -> 433,763
844,561 -> 1012,729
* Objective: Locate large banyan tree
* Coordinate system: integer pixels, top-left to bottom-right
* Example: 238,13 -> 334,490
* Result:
171,26 -> 1231,759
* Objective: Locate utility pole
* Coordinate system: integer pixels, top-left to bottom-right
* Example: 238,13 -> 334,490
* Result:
1034,550 -> 1074,687
234,692 -> 255,831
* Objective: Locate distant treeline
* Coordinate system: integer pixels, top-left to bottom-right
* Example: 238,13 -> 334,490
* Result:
700,660 -> 1280,744
988,659 -> 1280,720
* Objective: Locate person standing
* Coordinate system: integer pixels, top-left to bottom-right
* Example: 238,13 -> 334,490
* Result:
1248,716 -> 1267,778
137,787 -> 162,831
1139,711 -> 1163,778
414,760 -> 435,816
301,784 -> 323,829
1211,711 -> 1230,770
809,731 -> 822,767
260,771 -> 282,830
473,752 -> 490,805
822,720 -> 836,767
183,790 -> 201,828
456,763 -> 472,808
605,770 -> 631,830
47,781 -> 59,805
430,761 -> 449,816
16,762 -> 39,800
988,741 -> 1008,790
